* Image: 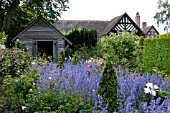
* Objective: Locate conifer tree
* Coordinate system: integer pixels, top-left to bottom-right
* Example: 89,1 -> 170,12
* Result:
97,56 -> 119,112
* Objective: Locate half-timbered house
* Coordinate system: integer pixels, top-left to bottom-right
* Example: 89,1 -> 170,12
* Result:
142,24 -> 159,38
55,12 -> 159,38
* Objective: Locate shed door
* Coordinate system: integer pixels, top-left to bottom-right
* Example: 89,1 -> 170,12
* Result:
37,41 -> 53,57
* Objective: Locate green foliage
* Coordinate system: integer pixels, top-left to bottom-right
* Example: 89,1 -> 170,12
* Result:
0,32 -> 7,46
71,51 -> 80,65
0,49 -> 40,112
56,51 -> 65,70
0,48 -> 50,112
13,39 -> 27,51
0,0 -> 69,32
70,45 -> 103,61
0,48 -> 33,84
0,74 -> 37,112
97,58 -> 119,112
143,32 -> 170,76
25,90 -> 93,113
137,36 -> 144,72
5,5 -> 37,48
65,28 -> 98,54
154,0 -> 170,31
158,86 -> 170,99
98,32 -> 141,72
35,53 -> 52,65
138,36 -> 144,47
143,38 -> 157,74
27,0 -> 69,20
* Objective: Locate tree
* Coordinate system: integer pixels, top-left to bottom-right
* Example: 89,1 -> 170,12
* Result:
0,0 -> 69,32
5,4 -> 37,48
97,57 -> 119,112
154,0 -> 170,31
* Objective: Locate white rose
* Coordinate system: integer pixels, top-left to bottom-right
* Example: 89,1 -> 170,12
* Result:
146,82 -> 153,88
154,85 -> 159,89
144,88 -> 150,94
150,90 -> 156,96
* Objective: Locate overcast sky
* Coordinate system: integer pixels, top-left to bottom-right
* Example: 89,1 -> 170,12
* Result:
60,0 -> 167,34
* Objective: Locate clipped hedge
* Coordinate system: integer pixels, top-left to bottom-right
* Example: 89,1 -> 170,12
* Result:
65,28 -> 97,50
143,33 -> 170,76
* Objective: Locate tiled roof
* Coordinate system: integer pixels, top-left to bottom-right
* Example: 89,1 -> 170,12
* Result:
54,13 -> 158,37
54,20 -> 109,36
101,15 -> 122,35
143,26 -> 152,34
143,25 -> 159,35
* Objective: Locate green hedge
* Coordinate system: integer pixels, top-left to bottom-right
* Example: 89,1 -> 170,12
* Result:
65,28 -> 97,50
143,33 -> 170,76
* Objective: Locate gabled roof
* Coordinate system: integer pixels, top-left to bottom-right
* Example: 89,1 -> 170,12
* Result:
101,12 -> 144,36
12,16 -> 72,45
100,15 -> 122,35
143,25 -> 159,35
54,20 -> 109,36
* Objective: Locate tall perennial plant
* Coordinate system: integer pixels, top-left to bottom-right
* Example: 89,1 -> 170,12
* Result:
115,71 -> 170,112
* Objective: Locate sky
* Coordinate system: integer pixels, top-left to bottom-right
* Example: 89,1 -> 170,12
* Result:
60,0 -> 167,34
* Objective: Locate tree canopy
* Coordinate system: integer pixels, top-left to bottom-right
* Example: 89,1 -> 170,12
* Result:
0,0 -> 69,32
154,0 -> 170,31
5,4 -> 37,48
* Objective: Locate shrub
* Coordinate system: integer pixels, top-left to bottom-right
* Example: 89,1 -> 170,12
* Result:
138,36 -> 144,46
71,51 -> 81,65
0,32 -> 7,48
97,57 -> 119,112
65,28 -> 97,55
26,90 -> 93,113
98,32 -> 140,72
0,52 -> 52,112
0,73 -> 37,112
71,44 -> 103,61
13,39 -> 27,51
0,48 -> 32,84
56,51 -> 65,70
143,32 -> 170,76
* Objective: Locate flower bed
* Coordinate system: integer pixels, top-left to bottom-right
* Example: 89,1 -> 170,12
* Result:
37,61 -> 170,112
0,54 -> 170,112
38,60 -> 102,99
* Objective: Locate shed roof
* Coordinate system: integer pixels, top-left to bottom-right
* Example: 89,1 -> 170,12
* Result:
12,16 -> 72,45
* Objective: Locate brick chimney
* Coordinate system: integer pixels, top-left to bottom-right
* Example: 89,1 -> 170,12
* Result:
142,22 -> 147,29
135,12 -> 140,28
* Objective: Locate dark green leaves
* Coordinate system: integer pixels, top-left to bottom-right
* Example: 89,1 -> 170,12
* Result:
27,0 -> 69,20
